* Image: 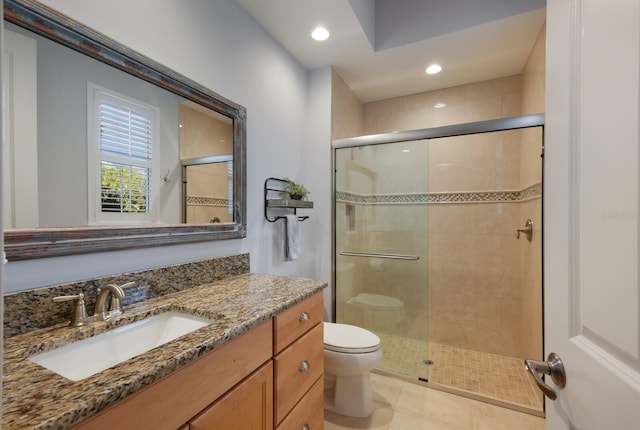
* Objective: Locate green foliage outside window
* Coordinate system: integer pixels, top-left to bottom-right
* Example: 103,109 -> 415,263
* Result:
101,162 -> 149,213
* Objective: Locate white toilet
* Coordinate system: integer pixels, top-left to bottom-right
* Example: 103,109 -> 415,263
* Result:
323,322 -> 382,417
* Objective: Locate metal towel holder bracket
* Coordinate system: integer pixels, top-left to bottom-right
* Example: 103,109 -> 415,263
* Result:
264,177 -> 313,223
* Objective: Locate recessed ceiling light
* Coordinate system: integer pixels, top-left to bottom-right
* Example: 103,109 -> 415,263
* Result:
426,64 -> 442,75
311,26 -> 330,41
434,102 -> 447,108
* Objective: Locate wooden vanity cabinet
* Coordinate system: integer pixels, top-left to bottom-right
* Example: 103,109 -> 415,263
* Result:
72,292 -> 324,430
73,320 -> 273,430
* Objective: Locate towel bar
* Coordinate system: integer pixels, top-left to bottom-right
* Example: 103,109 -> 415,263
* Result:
269,215 -> 309,223
339,251 -> 419,260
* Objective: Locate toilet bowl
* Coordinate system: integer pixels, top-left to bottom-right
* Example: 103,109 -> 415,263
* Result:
324,322 -> 382,417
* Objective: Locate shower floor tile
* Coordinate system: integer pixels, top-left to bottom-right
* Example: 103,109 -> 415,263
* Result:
375,332 -> 544,416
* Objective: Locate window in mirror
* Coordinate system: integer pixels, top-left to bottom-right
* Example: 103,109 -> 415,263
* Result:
88,83 -> 159,224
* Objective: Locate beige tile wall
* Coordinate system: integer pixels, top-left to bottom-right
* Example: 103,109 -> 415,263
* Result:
518,197 -> 543,360
518,23 -> 546,361
521,23 -> 546,116
428,200 -> 523,356
332,24 -> 545,359
364,75 -> 522,135
331,69 -> 364,140
425,129 -> 531,357
429,131 -> 521,192
179,104 -> 232,159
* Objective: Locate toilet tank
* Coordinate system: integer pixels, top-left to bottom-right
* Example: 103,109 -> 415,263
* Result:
335,262 -> 355,302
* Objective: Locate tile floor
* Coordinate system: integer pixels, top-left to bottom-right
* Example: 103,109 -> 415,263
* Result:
376,332 -> 544,415
324,372 -> 546,430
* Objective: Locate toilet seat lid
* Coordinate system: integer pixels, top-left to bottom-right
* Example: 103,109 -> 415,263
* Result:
324,322 -> 380,353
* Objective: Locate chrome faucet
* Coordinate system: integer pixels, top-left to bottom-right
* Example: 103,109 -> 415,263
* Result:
54,281 -> 133,326
94,283 -> 126,321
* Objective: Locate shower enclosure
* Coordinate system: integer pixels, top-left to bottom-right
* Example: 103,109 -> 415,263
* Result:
181,155 -> 233,223
332,115 -> 545,415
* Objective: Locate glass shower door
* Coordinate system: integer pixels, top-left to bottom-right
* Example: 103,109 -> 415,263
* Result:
334,139 -> 430,381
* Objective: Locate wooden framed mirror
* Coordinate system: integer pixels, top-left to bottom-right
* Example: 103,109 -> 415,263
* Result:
2,0 -> 247,260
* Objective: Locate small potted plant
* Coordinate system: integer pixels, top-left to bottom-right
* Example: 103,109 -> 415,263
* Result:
282,178 -> 310,200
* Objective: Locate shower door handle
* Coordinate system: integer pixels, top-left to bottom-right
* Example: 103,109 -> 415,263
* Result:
524,352 -> 566,400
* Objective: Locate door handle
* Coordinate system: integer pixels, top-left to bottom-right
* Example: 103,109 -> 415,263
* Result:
524,352 -> 566,400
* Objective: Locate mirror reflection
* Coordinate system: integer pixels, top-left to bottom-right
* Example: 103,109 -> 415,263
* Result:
2,22 -> 234,229
180,101 -> 233,224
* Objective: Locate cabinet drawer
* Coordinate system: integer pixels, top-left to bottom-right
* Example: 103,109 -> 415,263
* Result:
276,377 -> 323,430
274,323 -> 324,424
274,292 -> 323,353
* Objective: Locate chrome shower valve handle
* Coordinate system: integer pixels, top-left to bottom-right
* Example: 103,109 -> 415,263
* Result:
517,219 -> 534,241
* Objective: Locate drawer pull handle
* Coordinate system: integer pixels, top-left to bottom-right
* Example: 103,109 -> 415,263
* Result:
299,360 -> 310,372
299,312 -> 310,322
301,425 -> 310,430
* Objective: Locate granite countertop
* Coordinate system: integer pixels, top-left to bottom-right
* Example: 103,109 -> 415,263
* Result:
2,273 -> 326,430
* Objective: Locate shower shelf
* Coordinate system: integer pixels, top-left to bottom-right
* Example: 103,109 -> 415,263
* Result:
264,177 -> 313,223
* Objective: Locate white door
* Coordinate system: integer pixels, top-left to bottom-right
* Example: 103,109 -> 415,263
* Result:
544,0 -> 640,429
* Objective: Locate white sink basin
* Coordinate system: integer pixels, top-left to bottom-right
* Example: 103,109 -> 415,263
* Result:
29,311 -> 212,381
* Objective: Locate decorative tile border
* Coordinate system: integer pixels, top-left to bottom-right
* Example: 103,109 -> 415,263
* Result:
336,182 -> 541,205
519,182 -> 543,201
187,196 -> 230,206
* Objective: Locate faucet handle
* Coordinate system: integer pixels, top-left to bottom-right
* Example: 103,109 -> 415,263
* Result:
53,293 -> 92,327
53,293 -> 84,303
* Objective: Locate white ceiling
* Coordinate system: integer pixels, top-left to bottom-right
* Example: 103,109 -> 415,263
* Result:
235,0 -> 546,103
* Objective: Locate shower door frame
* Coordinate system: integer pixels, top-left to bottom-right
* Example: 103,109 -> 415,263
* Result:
330,113 -> 545,323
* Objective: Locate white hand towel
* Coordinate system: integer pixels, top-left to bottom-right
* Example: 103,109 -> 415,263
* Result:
285,214 -> 301,261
